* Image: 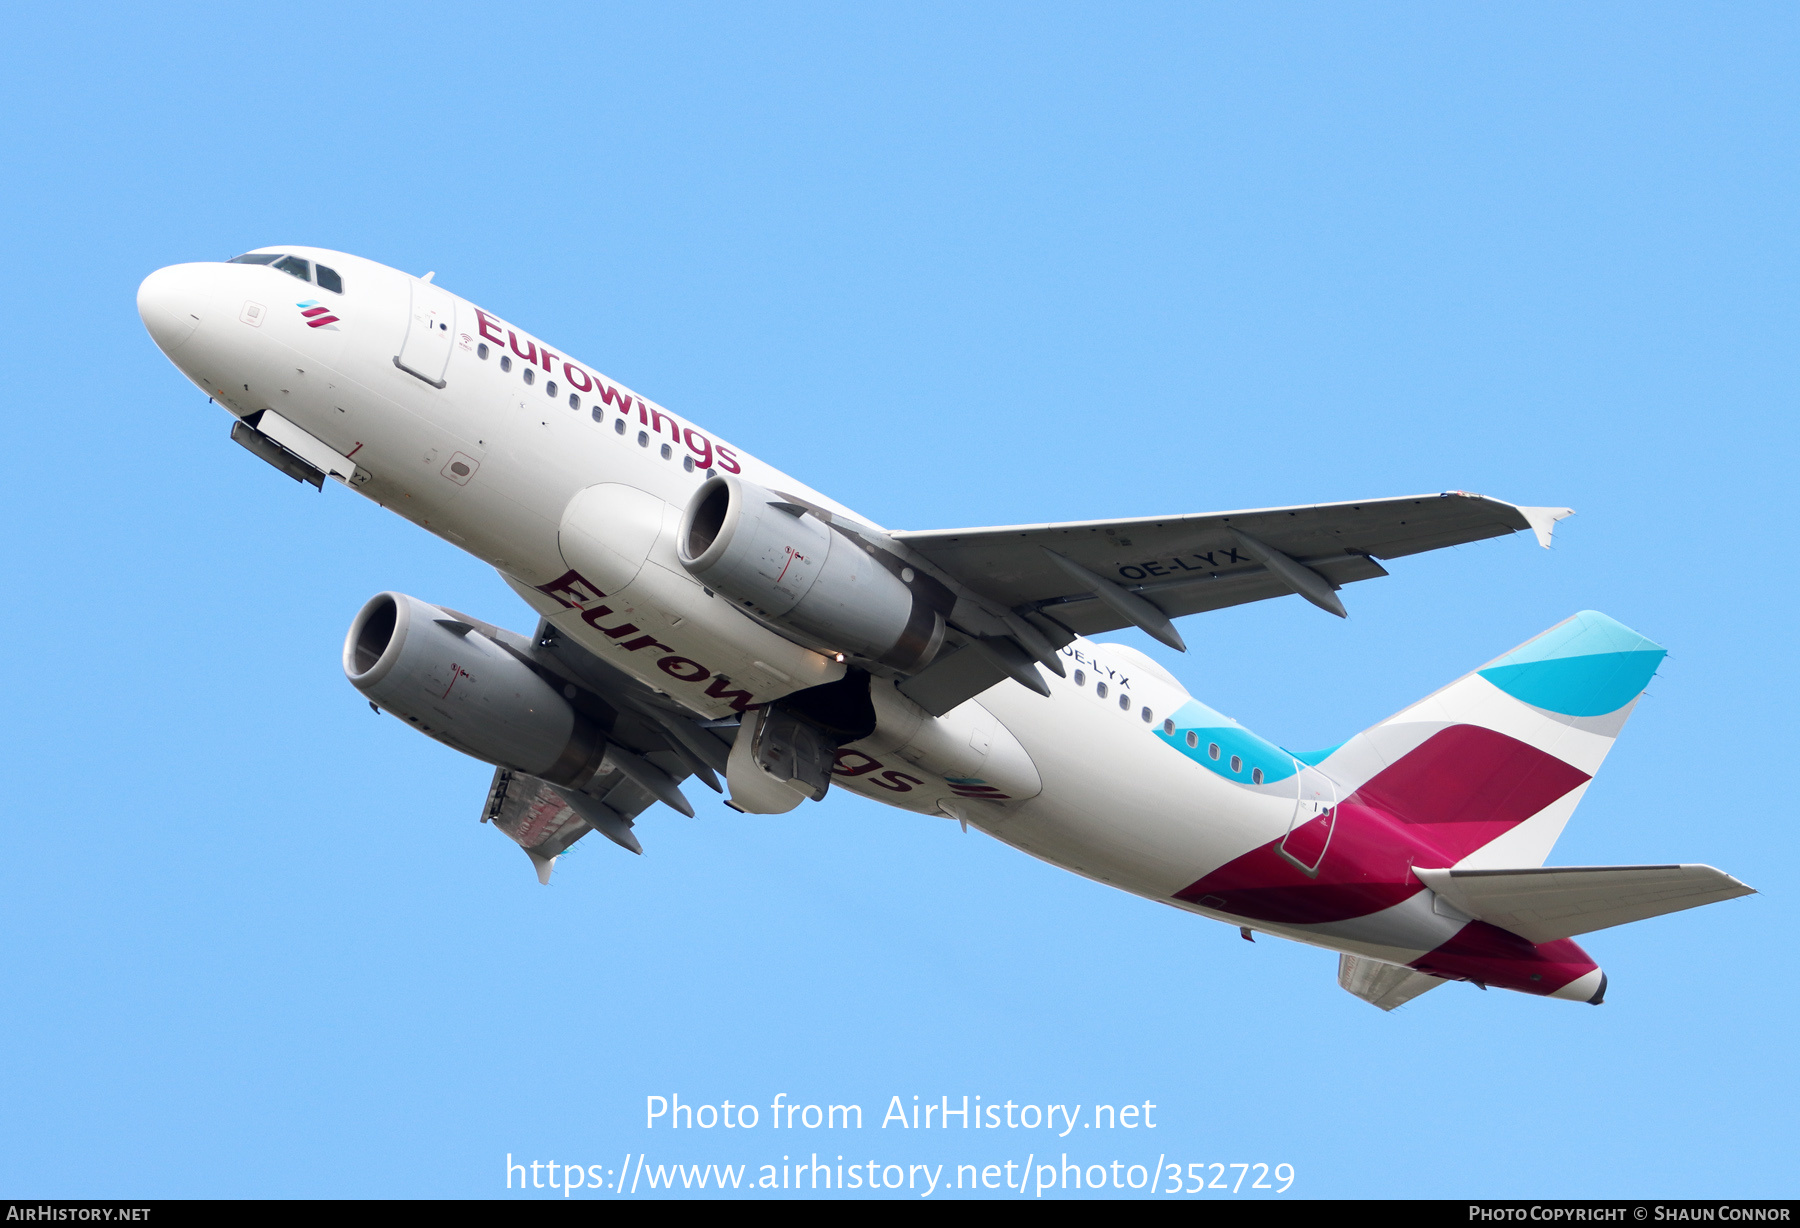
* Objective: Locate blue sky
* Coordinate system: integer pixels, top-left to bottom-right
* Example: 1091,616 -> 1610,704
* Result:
1,2 -> 1794,1199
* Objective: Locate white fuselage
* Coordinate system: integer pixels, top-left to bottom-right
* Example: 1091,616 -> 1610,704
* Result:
137,246 -> 1446,969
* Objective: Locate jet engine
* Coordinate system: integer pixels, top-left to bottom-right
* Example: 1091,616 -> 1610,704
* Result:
344,591 -> 605,785
677,474 -> 945,672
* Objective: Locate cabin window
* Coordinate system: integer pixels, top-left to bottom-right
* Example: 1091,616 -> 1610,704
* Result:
1163,718 -> 1175,735
522,367 -> 535,385
705,468 -> 716,478
615,417 -> 626,434
1096,682 -> 1108,699
683,455 -> 695,472
1073,669 -> 1085,686
661,443 -> 673,459
569,393 -> 580,410
1230,755 -> 1242,773
1209,743 -> 1220,760
546,380 -> 558,397
273,255 -> 311,282
314,264 -> 343,294
1141,707 -> 1153,723
1252,767 -> 1264,784
1118,693 -> 1130,711
1186,731 -> 1198,749
638,431 -> 649,447
477,343 -> 489,360
500,355 -> 512,373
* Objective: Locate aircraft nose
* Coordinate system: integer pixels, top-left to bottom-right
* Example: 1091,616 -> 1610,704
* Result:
137,263 -> 211,356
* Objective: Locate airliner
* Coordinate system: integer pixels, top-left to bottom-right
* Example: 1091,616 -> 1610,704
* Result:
137,247 -> 1753,1009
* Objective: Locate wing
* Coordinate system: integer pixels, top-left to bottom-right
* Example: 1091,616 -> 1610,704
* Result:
894,492 -> 1572,639
462,613 -> 738,883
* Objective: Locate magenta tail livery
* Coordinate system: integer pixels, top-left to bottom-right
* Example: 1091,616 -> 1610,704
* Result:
138,247 -> 1755,1008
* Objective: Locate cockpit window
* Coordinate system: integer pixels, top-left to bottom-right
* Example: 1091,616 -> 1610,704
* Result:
227,252 -> 343,293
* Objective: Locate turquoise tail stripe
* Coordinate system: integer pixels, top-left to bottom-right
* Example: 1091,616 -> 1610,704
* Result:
1287,743 -> 1343,767
1477,610 -> 1666,717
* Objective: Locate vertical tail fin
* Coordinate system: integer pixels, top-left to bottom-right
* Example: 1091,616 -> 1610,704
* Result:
1311,612 -> 1666,868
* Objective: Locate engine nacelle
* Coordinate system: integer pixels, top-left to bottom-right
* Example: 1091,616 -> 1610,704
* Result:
677,474 -> 945,671
343,592 -> 605,785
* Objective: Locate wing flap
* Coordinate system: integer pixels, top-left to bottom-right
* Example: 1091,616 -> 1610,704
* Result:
1414,864 -> 1756,944
1041,553 -> 1392,632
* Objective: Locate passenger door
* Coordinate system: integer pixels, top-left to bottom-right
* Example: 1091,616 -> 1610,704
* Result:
395,277 -> 457,388
1279,763 -> 1337,877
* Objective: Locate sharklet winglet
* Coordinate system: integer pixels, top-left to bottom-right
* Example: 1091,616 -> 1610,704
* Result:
1517,505 -> 1575,549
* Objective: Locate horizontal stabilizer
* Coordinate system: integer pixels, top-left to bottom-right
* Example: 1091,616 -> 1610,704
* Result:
1414,864 -> 1755,944
1338,955 -> 1446,1011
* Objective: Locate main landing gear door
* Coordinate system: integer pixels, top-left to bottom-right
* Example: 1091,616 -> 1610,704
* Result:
394,277 -> 457,389
1278,763 -> 1337,878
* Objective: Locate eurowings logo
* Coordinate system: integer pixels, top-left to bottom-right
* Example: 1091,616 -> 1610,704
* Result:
297,299 -> 341,330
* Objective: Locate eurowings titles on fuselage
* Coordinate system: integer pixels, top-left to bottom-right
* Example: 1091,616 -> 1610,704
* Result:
472,307 -> 745,478
136,246 -> 1755,1009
